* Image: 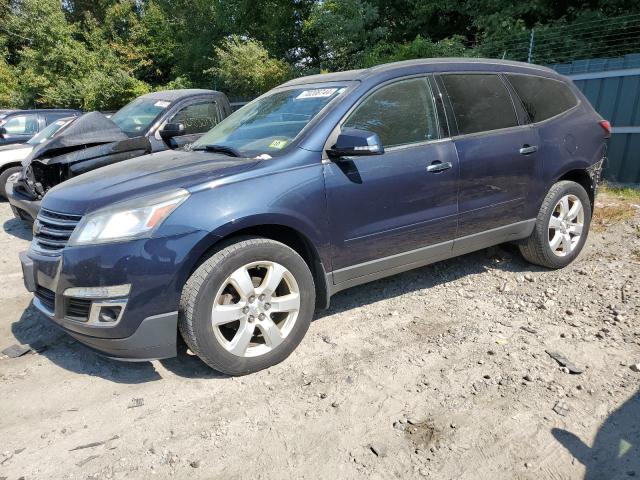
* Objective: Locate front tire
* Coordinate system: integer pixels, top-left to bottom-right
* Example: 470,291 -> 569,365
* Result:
179,237 -> 315,375
519,180 -> 592,269
0,166 -> 22,200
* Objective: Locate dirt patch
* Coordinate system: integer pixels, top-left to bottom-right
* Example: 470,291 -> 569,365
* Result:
404,418 -> 441,449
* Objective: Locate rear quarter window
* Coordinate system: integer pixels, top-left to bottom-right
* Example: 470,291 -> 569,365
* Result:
441,74 -> 518,135
506,74 -> 578,123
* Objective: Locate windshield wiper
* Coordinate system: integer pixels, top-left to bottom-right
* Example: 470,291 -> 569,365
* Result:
198,144 -> 241,157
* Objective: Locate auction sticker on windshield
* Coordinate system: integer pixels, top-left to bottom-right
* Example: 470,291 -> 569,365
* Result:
269,139 -> 288,149
296,88 -> 338,99
154,101 -> 171,108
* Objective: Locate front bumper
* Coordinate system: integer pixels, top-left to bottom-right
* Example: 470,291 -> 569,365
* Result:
19,228 -> 212,361
6,179 -> 40,221
21,250 -> 178,361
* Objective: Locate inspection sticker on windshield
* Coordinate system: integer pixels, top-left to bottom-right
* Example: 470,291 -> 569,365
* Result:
269,139 -> 288,149
154,100 -> 170,108
296,88 -> 338,99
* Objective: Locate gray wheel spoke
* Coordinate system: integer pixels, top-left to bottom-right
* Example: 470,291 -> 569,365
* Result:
568,223 -> 583,235
212,304 -> 245,326
256,318 -> 284,349
559,196 -> 570,218
567,201 -> 582,220
228,320 -> 256,356
270,293 -> 300,313
561,233 -> 572,253
550,232 -> 563,250
549,215 -> 563,229
259,263 -> 287,296
229,267 -> 255,299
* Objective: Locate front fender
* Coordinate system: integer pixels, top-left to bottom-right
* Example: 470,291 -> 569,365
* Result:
159,159 -> 331,273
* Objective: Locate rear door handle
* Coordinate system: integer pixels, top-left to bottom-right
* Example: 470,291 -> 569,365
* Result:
426,161 -> 452,173
519,145 -> 538,155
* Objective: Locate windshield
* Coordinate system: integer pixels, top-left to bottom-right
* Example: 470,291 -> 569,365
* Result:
193,85 -> 346,156
110,97 -> 170,137
27,118 -> 72,145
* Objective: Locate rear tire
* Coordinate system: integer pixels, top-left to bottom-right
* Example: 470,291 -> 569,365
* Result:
0,166 -> 22,200
519,180 -> 591,269
178,237 -> 315,376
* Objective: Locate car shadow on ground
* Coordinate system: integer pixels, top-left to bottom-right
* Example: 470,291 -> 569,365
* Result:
552,390 -> 639,479
10,304 -> 227,383
10,243 -> 543,384
3,216 -> 32,241
316,243 -> 545,319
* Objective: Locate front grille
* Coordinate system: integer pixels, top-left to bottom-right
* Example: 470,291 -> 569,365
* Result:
33,208 -> 82,254
34,285 -> 55,312
66,298 -> 92,322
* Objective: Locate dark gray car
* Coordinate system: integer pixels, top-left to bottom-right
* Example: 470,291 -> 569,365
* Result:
8,89 -> 232,220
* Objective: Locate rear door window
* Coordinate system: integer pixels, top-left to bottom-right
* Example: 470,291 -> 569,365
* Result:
441,74 -> 518,135
2,114 -> 39,134
343,77 -> 439,147
506,74 -> 578,123
43,112 -> 73,125
169,101 -> 222,135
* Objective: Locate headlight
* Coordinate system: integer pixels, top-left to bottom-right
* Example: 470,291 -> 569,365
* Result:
67,189 -> 190,246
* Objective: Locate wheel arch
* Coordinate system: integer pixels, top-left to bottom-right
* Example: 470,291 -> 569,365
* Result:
556,168 -> 596,210
0,161 -> 22,174
184,222 -> 332,310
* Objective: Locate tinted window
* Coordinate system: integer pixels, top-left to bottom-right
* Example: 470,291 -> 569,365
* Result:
506,74 -> 578,123
2,114 -> 39,135
343,78 -> 438,147
441,74 -> 517,135
43,112 -> 74,125
111,98 -> 169,137
169,101 -> 222,135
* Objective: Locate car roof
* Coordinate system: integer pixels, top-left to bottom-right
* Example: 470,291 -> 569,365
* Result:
2,109 -> 81,114
282,58 -> 560,86
139,89 -> 226,103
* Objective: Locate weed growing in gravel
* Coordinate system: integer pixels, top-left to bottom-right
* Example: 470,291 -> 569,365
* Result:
593,184 -> 639,231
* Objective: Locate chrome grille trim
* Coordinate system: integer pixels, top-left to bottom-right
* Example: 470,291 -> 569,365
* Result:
32,208 -> 82,255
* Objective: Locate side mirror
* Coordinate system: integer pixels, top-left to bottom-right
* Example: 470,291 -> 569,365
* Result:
0,126 -> 6,136
159,123 -> 185,140
327,129 -> 384,159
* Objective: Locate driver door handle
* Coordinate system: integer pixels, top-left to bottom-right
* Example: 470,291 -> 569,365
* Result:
519,144 -> 538,155
426,161 -> 452,173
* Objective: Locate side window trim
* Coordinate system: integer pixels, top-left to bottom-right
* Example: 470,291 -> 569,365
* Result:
436,72 -> 523,139
498,74 -> 531,126
338,74 -> 443,152
432,74 -> 459,137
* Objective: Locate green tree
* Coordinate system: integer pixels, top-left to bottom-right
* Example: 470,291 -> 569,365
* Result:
303,0 -> 387,71
362,35 -> 469,67
207,35 -> 291,98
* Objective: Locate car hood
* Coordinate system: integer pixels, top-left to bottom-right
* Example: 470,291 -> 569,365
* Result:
29,111 -> 128,163
0,143 -> 30,153
42,148 -> 261,214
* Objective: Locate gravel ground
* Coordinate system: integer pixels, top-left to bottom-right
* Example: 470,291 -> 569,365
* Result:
0,192 -> 638,480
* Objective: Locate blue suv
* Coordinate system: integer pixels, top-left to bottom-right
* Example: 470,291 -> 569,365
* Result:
20,59 -> 608,375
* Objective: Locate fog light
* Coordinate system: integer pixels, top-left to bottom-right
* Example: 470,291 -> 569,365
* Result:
99,306 -> 122,323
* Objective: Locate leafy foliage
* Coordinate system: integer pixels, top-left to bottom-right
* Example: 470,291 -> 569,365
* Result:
0,0 -> 639,109
206,35 -> 291,98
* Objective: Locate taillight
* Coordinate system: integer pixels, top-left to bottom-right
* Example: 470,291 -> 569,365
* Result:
599,120 -> 611,138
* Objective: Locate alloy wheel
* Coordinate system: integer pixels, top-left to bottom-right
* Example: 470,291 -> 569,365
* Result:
211,261 -> 300,357
548,194 -> 585,257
